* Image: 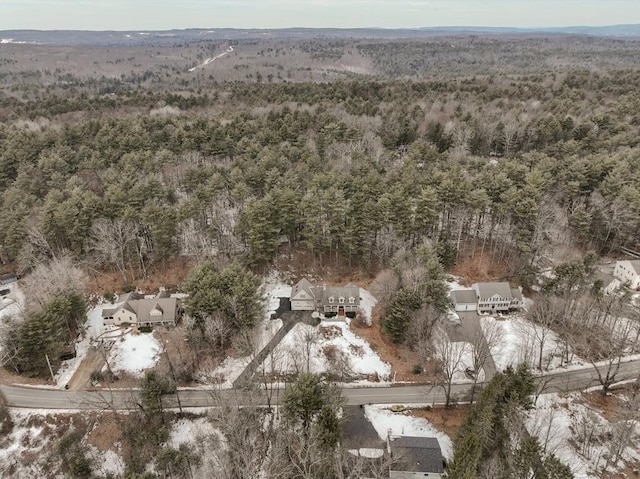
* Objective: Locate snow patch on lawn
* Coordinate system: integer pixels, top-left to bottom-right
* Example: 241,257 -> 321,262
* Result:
432,330 -> 484,383
87,446 -> 125,478
263,270 -> 292,315
364,405 -> 453,460
0,282 -> 25,321
481,315 -> 584,372
263,320 -> 391,380
108,333 -> 163,377
359,288 -> 377,325
169,417 -> 223,448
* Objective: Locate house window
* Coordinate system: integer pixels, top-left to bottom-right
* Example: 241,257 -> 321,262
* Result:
328,297 -> 335,303
339,297 -> 345,303
349,297 -> 355,303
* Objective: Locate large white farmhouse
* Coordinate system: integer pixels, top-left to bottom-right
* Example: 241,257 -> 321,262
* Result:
613,260 -> 640,290
450,282 -> 522,313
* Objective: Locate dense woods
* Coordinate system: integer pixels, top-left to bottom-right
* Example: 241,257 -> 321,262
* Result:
1,58 -> 639,283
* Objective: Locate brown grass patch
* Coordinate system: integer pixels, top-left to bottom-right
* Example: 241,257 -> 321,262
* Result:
319,325 -> 343,340
411,405 -> 469,440
86,414 -> 123,452
350,303 -> 436,382
87,255 -> 195,296
450,243 -> 512,283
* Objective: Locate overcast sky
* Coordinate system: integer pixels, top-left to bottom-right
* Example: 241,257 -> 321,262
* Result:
1,0 -> 638,31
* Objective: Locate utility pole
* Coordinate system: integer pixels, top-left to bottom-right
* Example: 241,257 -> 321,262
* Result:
45,353 -> 55,383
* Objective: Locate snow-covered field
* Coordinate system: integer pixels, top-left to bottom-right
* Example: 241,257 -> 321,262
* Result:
481,315 -> 585,372
527,393 -> 640,478
364,405 -> 453,460
262,319 -> 391,381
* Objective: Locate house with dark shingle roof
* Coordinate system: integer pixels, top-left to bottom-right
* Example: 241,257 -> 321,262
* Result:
102,292 -> 179,327
388,436 -> 444,478
290,279 -> 360,316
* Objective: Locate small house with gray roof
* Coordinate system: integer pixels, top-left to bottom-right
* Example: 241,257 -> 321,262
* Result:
290,279 -> 360,316
102,292 -> 179,327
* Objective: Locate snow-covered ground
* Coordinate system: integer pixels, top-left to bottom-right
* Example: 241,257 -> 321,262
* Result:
169,417 -> 224,448
87,446 -> 125,478
359,288 -> 377,325
262,319 -> 391,381
432,329 -> 484,384
527,393 -> 640,478
364,405 -> 453,460
108,332 -> 163,377
0,282 -> 25,321
481,315 -> 584,372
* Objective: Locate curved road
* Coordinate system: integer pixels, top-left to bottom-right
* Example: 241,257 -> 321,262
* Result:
2,358 -> 638,410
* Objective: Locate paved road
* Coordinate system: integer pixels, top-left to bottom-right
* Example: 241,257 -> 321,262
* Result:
2,358 -> 638,410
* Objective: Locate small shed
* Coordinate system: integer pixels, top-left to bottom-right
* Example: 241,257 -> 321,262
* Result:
450,290 -> 477,312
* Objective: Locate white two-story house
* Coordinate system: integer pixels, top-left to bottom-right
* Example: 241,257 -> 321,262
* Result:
613,260 -> 640,290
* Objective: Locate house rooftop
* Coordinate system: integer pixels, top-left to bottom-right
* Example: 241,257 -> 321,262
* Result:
450,289 -> 477,303
473,282 -> 513,299
390,436 -> 444,474
628,260 -> 640,275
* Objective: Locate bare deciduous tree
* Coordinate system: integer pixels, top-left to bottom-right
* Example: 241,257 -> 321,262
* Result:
90,218 -> 137,282
432,327 -> 469,407
21,255 -> 87,309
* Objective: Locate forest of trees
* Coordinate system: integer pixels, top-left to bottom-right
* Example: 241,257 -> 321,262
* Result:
1,68 -> 639,286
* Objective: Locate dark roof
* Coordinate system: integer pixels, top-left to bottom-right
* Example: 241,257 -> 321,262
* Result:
390,436 -> 444,474
450,289 -> 477,304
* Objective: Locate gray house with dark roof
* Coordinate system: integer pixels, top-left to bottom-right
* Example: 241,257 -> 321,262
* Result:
290,279 -> 360,315
102,292 -> 179,327
388,436 -> 444,478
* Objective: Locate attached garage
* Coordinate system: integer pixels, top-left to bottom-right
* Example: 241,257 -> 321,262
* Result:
291,278 -> 316,311
451,290 -> 477,312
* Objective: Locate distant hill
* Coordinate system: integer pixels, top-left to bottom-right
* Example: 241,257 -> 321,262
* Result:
1,24 -> 638,46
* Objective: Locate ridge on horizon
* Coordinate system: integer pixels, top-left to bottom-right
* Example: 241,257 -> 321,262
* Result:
1,24 -> 637,46
2,23 -> 639,32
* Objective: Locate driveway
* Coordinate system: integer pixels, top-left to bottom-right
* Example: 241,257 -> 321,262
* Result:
445,311 -> 497,380
66,346 -> 106,391
342,405 -> 384,448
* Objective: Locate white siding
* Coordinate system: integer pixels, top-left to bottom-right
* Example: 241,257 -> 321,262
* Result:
455,303 -> 475,312
291,299 -> 315,311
